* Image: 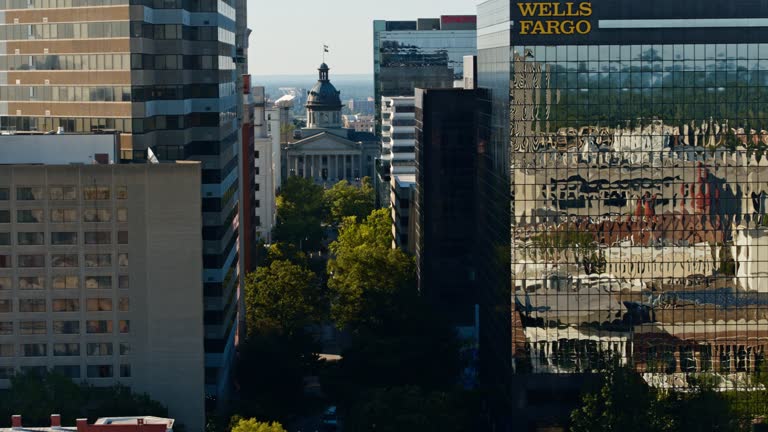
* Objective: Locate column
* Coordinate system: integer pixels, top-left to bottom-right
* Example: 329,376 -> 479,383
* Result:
293,156 -> 298,178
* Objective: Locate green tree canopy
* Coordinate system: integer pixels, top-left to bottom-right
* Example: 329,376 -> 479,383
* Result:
324,177 -> 375,225
230,417 -> 287,432
245,260 -> 323,336
327,208 -> 415,329
273,176 -> 326,251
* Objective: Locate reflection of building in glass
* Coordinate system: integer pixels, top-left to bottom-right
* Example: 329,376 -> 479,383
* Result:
478,0 -> 768,427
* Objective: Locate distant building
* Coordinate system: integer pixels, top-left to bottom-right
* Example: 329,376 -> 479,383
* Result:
2,415 -> 174,432
347,99 -> 376,116
253,87 -> 276,245
282,64 -> 379,186
0,136 -> 204,430
342,115 -> 375,134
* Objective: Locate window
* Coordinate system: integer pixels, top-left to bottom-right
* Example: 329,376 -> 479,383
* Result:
87,365 -> 113,378
53,320 -> 80,334
84,232 -> 111,244
0,300 -> 10,313
86,320 -> 113,334
18,254 -> 44,267
17,187 -> 43,200
51,232 -> 78,245
52,275 -> 79,290
84,185 -> 110,200
0,344 -> 13,357
83,209 -> 111,223
85,276 -> 111,289
22,344 -> 46,357
87,343 -> 113,356
116,185 -> 127,200
118,297 -> 129,312
0,210 -> 9,223
118,253 -> 128,267
53,343 -> 80,357
119,343 -> 131,355
17,232 -> 44,245
0,255 -> 8,268
21,366 -> 46,376
0,188 -> 8,200
85,254 -> 111,267
117,208 -> 128,222
53,365 -> 81,379
118,275 -> 129,289
87,298 -> 112,312
0,322 -> 11,335
16,209 -> 44,223
117,231 -> 128,244
0,278 -> 10,290
19,299 -> 45,313
120,364 -> 131,378
20,321 -> 46,334
18,277 -> 44,290
49,186 -> 77,200
119,320 -> 130,334
51,254 -> 77,267
255,199 -> 260,208
52,299 -> 79,312
51,209 -> 78,223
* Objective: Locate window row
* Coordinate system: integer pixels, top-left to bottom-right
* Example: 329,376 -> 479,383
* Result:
519,44 -> 768,63
0,185 -> 127,201
0,297 -> 129,313
0,364 -> 131,380
0,275 -> 129,290
130,54 -> 236,71
0,22 -> 129,41
0,54 -> 130,72
0,84 -> 221,103
0,319 -> 129,335
1,231 -> 128,245
0,0 -> 127,9
130,23 -> 223,41
5,208 -> 104,223
0,253 -> 128,268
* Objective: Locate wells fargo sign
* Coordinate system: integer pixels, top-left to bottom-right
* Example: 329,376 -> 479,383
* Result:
517,2 -> 593,35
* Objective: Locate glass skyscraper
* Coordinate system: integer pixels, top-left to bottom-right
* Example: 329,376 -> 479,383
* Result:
0,0 -> 245,405
478,0 -> 768,426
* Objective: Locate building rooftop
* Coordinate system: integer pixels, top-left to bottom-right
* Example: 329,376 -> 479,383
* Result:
0,133 -> 119,165
0,416 -> 174,432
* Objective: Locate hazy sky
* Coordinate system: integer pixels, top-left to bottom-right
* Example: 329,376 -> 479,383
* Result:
248,0 -> 477,77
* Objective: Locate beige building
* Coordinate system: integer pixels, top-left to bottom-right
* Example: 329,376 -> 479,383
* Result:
0,162 -> 204,431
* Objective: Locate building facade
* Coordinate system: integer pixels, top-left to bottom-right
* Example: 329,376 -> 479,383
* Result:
282,64 -> 379,186
0,160 -> 204,431
253,86 -> 274,244
0,0 -> 247,403
478,0 -> 768,427
373,16 -> 478,136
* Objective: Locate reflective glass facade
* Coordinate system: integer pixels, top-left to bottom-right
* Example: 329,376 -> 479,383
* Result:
479,0 -> 768,394
373,19 -> 477,135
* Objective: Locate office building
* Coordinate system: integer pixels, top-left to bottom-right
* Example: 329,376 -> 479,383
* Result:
414,87 -> 486,329
342,114 -> 374,133
478,0 -> 768,428
0,0 -> 248,403
347,98 -> 375,116
0,136 -> 204,430
253,86 -> 275,245
373,16 -> 477,136
282,64 -> 378,186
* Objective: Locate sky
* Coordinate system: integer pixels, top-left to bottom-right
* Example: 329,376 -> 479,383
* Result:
248,0 -> 477,77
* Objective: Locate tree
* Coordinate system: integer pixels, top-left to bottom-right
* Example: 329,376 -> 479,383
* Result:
324,177 -> 375,225
327,209 -> 415,329
570,360 -> 671,432
230,417 -> 287,432
244,260 -> 323,336
273,176 -> 326,251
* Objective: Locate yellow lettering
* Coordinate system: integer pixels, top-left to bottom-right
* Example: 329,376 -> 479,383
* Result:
519,20 -> 534,34
532,20 -> 547,34
517,3 -> 539,16
576,20 -> 592,34
579,2 -> 593,17
560,21 -> 575,34
565,2 -> 577,16
546,20 -> 559,34
538,3 -> 552,16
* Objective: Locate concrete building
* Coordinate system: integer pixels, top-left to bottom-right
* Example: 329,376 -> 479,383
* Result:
282,64 -> 378,186
0,1 -> 248,402
0,138 -> 204,430
342,115 -> 374,133
346,98 -> 375,116
267,95 -> 294,190
253,86 -> 274,244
